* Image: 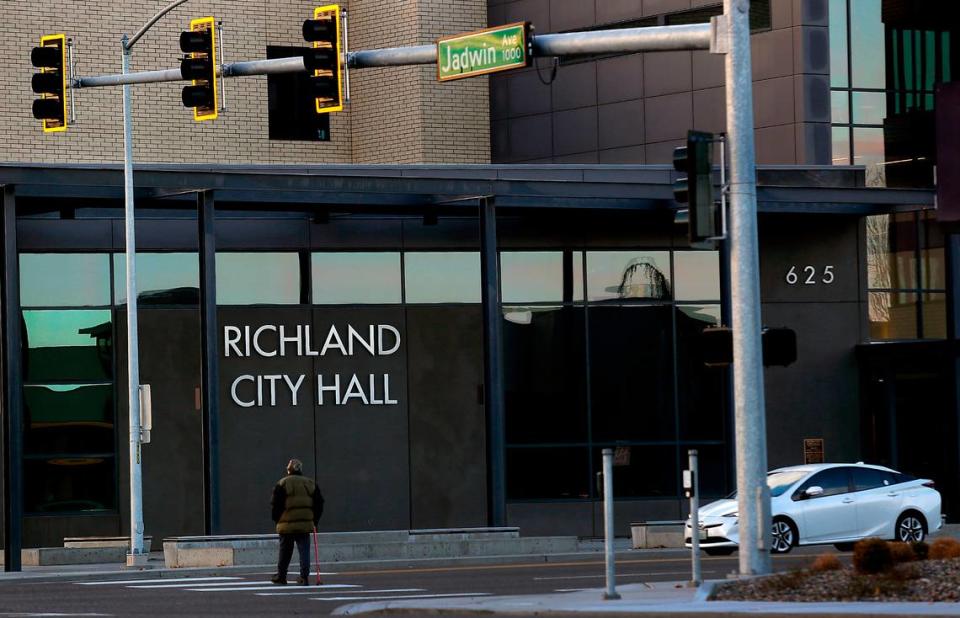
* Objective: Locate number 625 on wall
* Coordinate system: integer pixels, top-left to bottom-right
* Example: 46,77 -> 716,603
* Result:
785,265 -> 834,285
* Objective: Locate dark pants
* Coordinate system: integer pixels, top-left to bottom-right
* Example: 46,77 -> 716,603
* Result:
277,532 -> 311,581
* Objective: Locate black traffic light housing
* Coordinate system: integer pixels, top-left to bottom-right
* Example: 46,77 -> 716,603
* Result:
700,326 -> 797,368
302,4 -> 343,114
180,17 -> 218,121
673,130 -> 716,248
31,34 -> 68,133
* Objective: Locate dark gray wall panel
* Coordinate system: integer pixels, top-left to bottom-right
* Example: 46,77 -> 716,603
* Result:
597,54 -> 643,104
215,219 -> 308,250
644,93 -> 693,144
309,219 -> 402,250
17,220 -> 112,250
312,306 -> 409,531
553,63 -> 597,112
23,515 -> 119,548
552,108 -> 598,156
114,220 -> 198,251
596,0 -> 643,24
599,100 -> 645,150
549,0 -> 594,32
406,307 -> 486,529
643,51 -> 692,98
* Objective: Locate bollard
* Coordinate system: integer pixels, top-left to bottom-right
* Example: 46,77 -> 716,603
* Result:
602,448 -> 620,600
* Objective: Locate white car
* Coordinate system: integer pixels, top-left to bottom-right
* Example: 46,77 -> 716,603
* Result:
685,463 -> 942,555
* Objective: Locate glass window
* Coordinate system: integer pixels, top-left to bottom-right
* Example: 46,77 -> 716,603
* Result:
23,310 -> 112,383
852,91 -> 886,125
503,306 -> 587,444
593,445 -> 676,498
404,252 -> 481,303
677,305 -> 724,441
852,467 -> 895,491
829,0 -> 848,88
501,251 -> 569,304
216,252 -> 300,305
832,126 -> 850,165
312,252 -> 401,304
586,251 -> 671,301
688,444 -> 728,498
922,293 -> 947,339
673,251 -> 720,301
831,91 -> 849,124
24,456 -> 116,514
796,467 -> 851,498
506,447 -> 590,500
114,253 -> 199,305
866,214 -> 891,289
20,254 -> 110,308
24,385 -> 114,455
869,291 -> 918,339
853,127 -> 886,187
589,305 -> 675,442
767,470 -> 809,497
850,0 -> 885,89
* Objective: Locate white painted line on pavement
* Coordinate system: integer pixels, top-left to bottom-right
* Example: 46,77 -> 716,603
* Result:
553,588 -> 594,592
78,576 -> 240,586
256,588 -> 425,597
0,614 -> 113,617
310,592 -> 491,602
533,571 -> 688,581
130,581 -> 280,589
183,584 -> 361,592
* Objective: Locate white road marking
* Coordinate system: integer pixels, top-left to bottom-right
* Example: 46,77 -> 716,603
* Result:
130,581 -> 288,589
0,614 -> 113,617
78,576 -> 240,586
256,588 -> 425,597
183,584 -> 361,592
309,592 -> 491,602
533,571 -> 688,581
553,588 -> 594,592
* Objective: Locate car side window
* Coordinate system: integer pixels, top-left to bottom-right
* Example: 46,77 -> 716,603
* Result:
794,467 -> 851,499
852,468 -> 895,491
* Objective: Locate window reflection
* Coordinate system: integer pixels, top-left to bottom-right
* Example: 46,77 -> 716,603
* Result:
24,385 -> 113,455
673,251 -> 720,301
869,291 -> 917,340
20,254 -> 110,308
922,293 -> 947,339
114,253 -> 199,305
404,252 -> 481,303
832,127 -> 850,165
853,127 -> 886,187
216,252 -> 300,305
852,91 -> 886,125
676,305 -> 725,441
500,252 -> 566,304
592,446 -> 675,498
312,252 -> 401,304
587,251 -> 671,301
850,0 -> 885,89
23,310 -> 112,383
829,0 -> 848,88
506,447 -> 589,500
24,457 -> 116,514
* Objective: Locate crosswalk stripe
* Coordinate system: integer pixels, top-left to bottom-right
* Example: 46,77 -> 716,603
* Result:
78,577 -> 240,586
256,588 -> 425,597
309,592 -> 491,602
130,581 -> 283,589
183,584 -> 361,592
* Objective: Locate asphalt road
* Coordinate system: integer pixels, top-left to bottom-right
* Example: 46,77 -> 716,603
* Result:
0,549 -> 842,617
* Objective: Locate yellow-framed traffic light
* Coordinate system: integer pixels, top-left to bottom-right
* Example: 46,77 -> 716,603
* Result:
180,16 -> 218,121
31,33 -> 68,133
302,4 -> 343,114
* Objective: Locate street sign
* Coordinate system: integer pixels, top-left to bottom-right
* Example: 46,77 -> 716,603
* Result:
437,22 -> 529,82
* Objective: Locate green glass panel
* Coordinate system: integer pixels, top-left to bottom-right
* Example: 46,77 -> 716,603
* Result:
216,252 -> 300,305
312,252 -> 401,304
829,0 -> 849,87
673,251 -> 720,301
903,30 -> 914,92
831,91 -> 849,124
944,32 -> 951,82
926,31 -> 937,91
24,384 -> 114,455
20,254 -> 110,308
114,253 -> 199,305
850,0 -> 885,89
23,310 -> 113,383
24,457 -> 116,513
404,252 -> 481,303
586,251 -> 671,301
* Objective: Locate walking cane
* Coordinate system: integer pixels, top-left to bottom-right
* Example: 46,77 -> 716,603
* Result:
313,526 -> 322,585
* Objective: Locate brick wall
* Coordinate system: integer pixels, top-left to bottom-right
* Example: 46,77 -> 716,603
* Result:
2,0 -> 489,164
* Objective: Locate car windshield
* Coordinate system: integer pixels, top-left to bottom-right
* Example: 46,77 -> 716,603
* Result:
726,470 -> 810,499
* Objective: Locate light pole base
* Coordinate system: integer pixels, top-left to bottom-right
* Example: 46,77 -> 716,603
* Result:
602,592 -> 621,601
125,552 -> 149,567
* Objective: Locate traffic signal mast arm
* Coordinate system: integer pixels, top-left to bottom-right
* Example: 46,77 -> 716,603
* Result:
73,22 -> 715,89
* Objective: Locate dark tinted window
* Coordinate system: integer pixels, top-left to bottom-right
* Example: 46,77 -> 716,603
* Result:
506,447 -> 589,500
853,467 -> 896,491
797,467 -> 851,498
266,46 -> 331,141
24,457 -> 116,514
23,310 -> 113,383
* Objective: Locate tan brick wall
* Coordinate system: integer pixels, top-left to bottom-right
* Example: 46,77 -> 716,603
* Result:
1,0 -> 489,165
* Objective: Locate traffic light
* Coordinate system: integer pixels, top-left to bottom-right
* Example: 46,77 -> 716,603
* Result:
302,4 -> 343,114
31,34 -> 68,133
673,130 -> 716,247
700,326 -> 797,367
180,17 -> 218,121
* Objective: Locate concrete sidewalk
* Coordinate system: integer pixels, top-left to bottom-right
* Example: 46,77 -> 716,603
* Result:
333,580 -> 960,617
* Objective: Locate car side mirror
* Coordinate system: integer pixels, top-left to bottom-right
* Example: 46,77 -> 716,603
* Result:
804,486 -> 824,498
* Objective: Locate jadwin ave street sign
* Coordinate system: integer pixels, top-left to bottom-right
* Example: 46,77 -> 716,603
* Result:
437,22 -> 530,82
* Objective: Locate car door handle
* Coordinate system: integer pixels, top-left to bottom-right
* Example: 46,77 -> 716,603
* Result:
887,493 -> 898,498
842,498 -> 854,504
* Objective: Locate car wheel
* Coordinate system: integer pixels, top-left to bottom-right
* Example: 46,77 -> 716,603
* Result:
704,547 -> 736,556
771,517 -> 797,554
833,542 -> 855,552
896,511 -> 926,543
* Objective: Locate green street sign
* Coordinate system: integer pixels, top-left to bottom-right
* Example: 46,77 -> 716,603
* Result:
437,22 -> 529,82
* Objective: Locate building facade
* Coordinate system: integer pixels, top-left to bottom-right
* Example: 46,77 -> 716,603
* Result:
0,0 -> 958,550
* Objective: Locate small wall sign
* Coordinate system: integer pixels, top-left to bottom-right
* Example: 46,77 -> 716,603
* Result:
803,438 -> 824,464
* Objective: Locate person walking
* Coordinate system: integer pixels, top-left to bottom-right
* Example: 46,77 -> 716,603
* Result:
270,458 -> 324,585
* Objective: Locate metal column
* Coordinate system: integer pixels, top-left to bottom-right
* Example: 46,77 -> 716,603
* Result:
1,185 -> 22,572
198,190 -> 221,534
945,233 -> 960,502
479,196 -> 506,527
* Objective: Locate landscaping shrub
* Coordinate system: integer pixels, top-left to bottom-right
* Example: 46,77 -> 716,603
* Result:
853,538 -> 893,574
929,537 -> 960,560
911,540 -> 929,561
810,553 -> 842,572
888,542 -> 915,564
